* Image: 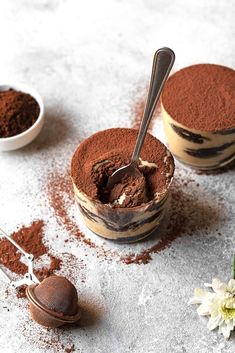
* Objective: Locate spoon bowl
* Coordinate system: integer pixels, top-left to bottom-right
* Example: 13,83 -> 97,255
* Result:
106,162 -> 142,190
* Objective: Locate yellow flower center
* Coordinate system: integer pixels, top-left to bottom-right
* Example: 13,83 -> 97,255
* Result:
219,306 -> 235,320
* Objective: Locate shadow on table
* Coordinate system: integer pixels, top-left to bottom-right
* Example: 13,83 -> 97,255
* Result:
63,297 -> 104,330
122,178 -> 226,260
156,181 -> 224,240
11,106 -> 74,155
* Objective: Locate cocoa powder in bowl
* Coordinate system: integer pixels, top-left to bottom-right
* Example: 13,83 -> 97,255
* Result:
162,64 -> 235,131
0,89 -> 40,138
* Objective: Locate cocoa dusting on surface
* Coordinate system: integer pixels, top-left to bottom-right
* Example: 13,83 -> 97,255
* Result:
121,186 -> 186,264
0,220 -> 46,275
59,253 -> 87,284
71,128 -> 174,203
21,317 -> 75,353
36,256 -> 62,282
46,170 -> 205,265
52,167 -> 219,265
0,220 -> 62,297
46,171 -> 90,237
162,64 -> 235,131
46,171 -> 117,260
0,89 -> 40,138
48,146 -> 210,267
120,175 -> 221,264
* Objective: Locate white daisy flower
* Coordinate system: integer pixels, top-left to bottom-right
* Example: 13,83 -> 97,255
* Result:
189,278 -> 235,339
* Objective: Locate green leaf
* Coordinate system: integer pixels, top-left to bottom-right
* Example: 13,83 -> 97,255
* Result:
232,256 -> 235,280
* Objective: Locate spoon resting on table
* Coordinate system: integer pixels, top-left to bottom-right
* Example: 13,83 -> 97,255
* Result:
106,47 -> 175,191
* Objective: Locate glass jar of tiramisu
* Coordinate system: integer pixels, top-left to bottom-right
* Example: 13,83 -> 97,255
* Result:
161,64 -> 235,170
71,128 -> 174,243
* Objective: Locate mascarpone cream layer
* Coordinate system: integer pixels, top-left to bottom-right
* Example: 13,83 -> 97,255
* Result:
162,104 -> 235,170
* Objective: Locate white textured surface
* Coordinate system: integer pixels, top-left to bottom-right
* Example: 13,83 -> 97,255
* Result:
0,1 -> 235,352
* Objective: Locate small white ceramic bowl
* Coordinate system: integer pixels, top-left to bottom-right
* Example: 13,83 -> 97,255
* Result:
0,83 -> 45,151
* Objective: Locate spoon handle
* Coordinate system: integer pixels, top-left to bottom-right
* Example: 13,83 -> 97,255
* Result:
131,47 -> 175,164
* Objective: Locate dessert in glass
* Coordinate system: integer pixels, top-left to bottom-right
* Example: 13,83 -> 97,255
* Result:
161,64 -> 235,170
71,128 -> 174,243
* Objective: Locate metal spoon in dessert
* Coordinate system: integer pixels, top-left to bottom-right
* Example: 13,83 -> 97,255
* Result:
106,47 -> 175,190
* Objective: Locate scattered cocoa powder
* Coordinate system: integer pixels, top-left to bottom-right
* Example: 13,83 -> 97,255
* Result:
16,286 -> 28,299
46,170 -> 210,266
161,64 -> 235,131
0,89 -> 40,138
21,317 -> 75,353
121,176 -> 222,264
0,220 -> 46,275
36,256 -> 62,282
0,220 -> 62,297
46,169 -> 183,264
46,171 -> 116,259
121,187 -> 186,264
59,253 -> 87,284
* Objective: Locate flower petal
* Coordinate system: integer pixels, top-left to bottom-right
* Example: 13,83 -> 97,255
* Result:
207,315 -> 222,330
212,278 -> 228,294
228,279 -> 235,292
197,304 -> 210,316
188,297 -> 201,305
226,319 -> 234,331
195,288 -> 215,300
191,277 -> 235,339
188,289 -> 211,304
204,282 -> 212,288
220,323 -> 231,339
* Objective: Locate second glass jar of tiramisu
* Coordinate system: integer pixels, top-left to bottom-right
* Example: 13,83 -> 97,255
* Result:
161,64 -> 235,170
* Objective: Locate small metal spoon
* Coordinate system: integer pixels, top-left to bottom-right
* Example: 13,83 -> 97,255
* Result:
106,47 -> 175,190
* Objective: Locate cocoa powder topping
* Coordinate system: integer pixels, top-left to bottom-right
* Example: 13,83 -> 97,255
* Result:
162,64 -> 235,131
107,173 -> 148,207
71,128 -> 174,204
